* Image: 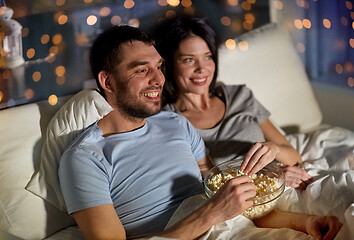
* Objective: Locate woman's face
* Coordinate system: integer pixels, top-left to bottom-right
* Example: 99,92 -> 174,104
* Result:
173,35 -> 215,96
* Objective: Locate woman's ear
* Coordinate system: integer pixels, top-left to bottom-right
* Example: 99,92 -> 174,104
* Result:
98,71 -> 114,93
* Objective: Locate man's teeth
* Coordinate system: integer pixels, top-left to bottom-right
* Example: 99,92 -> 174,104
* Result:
192,78 -> 206,83
143,92 -> 159,97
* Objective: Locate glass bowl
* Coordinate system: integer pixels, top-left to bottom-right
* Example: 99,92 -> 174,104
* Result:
204,160 -> 285,220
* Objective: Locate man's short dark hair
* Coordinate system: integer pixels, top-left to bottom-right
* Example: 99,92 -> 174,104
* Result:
90,25 -> 154,96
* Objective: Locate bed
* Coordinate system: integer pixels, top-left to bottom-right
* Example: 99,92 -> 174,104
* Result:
0,23 -> 353,240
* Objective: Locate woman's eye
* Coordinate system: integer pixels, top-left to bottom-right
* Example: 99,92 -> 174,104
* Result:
183,58 -> 194,63
206,55 -> 213,60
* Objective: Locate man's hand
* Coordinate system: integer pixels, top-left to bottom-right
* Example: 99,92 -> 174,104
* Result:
281,165 -> 313,190
241,142 -> 279,175
207,175 -> 256,222
305,215 -> 343,240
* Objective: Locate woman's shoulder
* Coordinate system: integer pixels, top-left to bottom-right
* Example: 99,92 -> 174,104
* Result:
217,83 -> 252,97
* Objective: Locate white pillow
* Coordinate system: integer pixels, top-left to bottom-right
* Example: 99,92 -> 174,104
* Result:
26,89 -> 113,212
217,23 -> 322,133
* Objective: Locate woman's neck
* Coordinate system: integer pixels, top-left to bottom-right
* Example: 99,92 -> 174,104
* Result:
175,92 -> 212,113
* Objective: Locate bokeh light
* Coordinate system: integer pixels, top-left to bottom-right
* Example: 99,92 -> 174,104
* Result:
346,1 -> 353,10
243,21 -> 253,30
296,42 -> 305,53
0,91 -> 3,102
350,38 -> 354,48
238,41 -> 248,51
56,66 -> 66,77
181,0 -> 192,8
348,77 -> 354,87
225,39 -> 236,49
221,16 -> 231,26
323,19 -> 331,28
87,15 -> 97,25
303,19 -> 311,29
24,89 -> 34,100
335,64 -> 343,74
26,48 -> 35,59
167,0 -> 180,7
52,34 -> 63,45
227,0 -> 238,7
128,18 -> 140,27
56,76 -> 66,85
58,14 -> 68,25
274,0 -> 283,10
41,34 -> 50,44
100,7 -> 111,17
341,17 -> 348,26
166,10 -> 177,18
158,0 -> 168,6
22,28 -> 29,37
49,46 -> 59,55
32,71 -> 41,82
294,19 -> 303,29
241,1 -> 251,11
111,16 -> 122,25
56,0 -> 65,6
48,94 -> 58,106
124,0 -> 135,9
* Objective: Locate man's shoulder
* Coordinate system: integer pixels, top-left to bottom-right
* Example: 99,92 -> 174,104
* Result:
65,123 -> 102,152
149,110 -> 185,122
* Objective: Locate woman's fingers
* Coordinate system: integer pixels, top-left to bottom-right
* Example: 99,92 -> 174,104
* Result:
242,142 -> 279,175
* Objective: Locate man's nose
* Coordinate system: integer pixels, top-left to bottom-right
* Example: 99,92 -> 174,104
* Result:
149,68 -> 165,86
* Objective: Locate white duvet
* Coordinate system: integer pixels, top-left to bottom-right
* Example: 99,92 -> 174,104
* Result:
165,126 -> 354,240
46,126 -> 354,240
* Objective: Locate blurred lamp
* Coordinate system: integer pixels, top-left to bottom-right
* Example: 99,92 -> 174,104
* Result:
0,0 -> 25,69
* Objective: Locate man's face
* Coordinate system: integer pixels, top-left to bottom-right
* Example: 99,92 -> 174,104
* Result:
112,41 -> 165,120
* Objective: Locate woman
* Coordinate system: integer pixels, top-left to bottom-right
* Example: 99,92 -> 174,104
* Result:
155,16 -> 311,189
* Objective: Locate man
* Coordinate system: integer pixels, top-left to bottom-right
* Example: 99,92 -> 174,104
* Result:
58,26 -> 341,240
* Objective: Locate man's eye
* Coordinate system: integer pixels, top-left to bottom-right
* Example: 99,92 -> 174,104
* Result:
137,69 -> 147,73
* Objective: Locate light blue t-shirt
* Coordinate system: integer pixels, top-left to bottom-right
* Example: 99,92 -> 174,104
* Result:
58,111 -> 206,238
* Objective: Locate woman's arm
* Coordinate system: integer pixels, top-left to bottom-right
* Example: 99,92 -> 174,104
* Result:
254,209 -> 342,240
241,119 -> 302,175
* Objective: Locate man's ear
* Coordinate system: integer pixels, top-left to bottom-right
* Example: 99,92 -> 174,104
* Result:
98,71 -> 114,93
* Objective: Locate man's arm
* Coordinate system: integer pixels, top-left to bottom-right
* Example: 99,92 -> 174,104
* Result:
72,204 -> 126,240
73,175 -> 256,240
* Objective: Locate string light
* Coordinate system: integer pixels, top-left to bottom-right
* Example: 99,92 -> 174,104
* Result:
86,15 -> 97,25
273,0 -> 283,10
225,39 -> 236,50
294,19 -> 303,29
48,94 -> 58,106
221,16 -> 231,26
323,19 -> 331,28
32,71 -> 41,82
24,89 -> 34,100
238,41 -> 248,51
111,16 -> 122,25
227,0 -> 238,7
26,48 -> 35,59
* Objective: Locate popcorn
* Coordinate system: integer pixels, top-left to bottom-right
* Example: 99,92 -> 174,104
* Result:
207,165 -> 282,220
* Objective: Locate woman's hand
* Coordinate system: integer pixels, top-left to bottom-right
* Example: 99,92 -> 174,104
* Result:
305,215 -> 342,240
281,165 -> 313,190
240,142 -> 279,175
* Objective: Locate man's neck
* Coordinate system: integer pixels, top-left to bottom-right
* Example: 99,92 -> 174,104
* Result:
97,109 -> 146,137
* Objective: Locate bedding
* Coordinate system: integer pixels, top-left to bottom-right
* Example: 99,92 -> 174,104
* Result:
165,126 -> 354,240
